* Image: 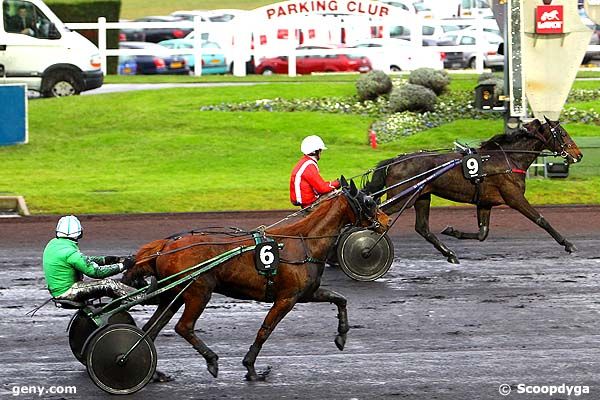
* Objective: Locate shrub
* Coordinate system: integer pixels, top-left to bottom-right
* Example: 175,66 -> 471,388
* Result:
356,70 -> 393,101
408,68 -> 450,95
388,83 -> 437,113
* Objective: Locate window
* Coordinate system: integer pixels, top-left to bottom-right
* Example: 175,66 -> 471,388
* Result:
460,36 -> 476,45
3,0 -> 58,39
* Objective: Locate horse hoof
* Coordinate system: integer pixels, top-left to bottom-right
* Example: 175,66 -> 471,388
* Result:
245,367 -> 271,382
447,255 -> 460,264
207,360 -> 219,378
152,370 -> 174,383
441,226 -> 455,236
334,334 -> 346,351
565,242 -> 577,253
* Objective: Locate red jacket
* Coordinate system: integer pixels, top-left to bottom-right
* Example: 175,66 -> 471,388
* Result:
290,155 -> 340,207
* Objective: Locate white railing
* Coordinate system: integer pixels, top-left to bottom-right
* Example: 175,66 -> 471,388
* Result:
64,16 -> 600,77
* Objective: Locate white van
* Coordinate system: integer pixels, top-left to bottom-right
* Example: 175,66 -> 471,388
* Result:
0,0 -> 103,97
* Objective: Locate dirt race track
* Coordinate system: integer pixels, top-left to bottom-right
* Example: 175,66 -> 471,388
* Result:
1,205 -> 599,400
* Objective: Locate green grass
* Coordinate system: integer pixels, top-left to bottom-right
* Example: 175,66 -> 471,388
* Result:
1,83 -> 599,214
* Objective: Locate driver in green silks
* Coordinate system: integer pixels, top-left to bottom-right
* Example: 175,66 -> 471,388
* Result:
43,215 -> 139,302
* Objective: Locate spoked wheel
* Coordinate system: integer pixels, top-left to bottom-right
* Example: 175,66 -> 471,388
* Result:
337,229 -> 394,281
86,324 -> 157,395
69,310 -> 137,365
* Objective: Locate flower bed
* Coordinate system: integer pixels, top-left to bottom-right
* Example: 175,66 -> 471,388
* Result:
200,88 -> 600,144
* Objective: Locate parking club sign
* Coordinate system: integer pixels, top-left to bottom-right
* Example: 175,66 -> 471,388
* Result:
536,5 -> 564,34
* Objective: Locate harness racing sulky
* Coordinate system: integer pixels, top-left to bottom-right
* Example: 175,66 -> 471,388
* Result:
52,179 -> 389,395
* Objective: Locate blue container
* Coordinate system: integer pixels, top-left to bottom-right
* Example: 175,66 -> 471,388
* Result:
0,84 -> 28,145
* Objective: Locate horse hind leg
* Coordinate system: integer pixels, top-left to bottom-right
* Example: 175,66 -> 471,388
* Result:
414,195 -> 460,264
300,287 -> 349,351
442,205 -> 492,241
174,289 -> 219,378
243,297 -> 297,381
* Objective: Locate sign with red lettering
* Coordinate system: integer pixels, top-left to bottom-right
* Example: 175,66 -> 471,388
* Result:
263,0 -> 390,20
535,5 -> 563,34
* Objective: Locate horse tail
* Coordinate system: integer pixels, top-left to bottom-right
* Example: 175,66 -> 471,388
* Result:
363,157 -> 396,198
122,239 -> 168,286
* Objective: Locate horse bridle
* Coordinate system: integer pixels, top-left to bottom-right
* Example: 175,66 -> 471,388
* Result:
342,189 -> 382,231
529,121 -> 571,159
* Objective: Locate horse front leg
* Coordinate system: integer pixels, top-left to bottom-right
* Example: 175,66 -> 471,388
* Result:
441,205 -> 492,241
243,297 -> 297,381
503,193 -> 576,253
299,287 -> 349,351
414,194 -> 460,264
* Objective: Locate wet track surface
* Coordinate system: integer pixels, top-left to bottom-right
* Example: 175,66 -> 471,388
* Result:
1,207 -> 599,399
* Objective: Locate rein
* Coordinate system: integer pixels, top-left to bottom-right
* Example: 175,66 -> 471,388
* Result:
135,189 -> 373,268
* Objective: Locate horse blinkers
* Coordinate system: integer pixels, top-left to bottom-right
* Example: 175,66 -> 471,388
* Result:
342,180 -> 382,230
543,117 -> 582,163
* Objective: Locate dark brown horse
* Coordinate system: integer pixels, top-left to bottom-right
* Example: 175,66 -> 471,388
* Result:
122,181 -> 389,381
364,118 -> 583,264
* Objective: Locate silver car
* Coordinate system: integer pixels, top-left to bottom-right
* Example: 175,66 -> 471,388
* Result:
439,30 -> 503,70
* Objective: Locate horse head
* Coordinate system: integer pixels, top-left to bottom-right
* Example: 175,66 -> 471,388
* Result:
538,117 -> 583,164
339,176 -> 390,233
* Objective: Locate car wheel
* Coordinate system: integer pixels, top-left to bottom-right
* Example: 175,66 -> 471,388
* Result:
261,68 -> 274,75
468,57 -> 477,69
390,65 -> 401,72
43,70 -> 81,97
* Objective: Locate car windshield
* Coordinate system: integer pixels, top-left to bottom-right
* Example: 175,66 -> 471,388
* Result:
414,3 -> 431,12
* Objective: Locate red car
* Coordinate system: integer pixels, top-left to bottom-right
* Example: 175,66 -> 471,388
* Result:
255,46 -> 372,75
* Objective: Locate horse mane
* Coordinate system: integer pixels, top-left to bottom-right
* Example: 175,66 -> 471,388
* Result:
479,119 -> 542,149
363,157 -> 398,196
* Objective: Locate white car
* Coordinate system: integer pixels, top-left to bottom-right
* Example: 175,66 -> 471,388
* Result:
347,38 -> 444,71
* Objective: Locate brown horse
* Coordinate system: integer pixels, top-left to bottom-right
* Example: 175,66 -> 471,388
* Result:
122,180 -> 389,381
364,117 -> 583,264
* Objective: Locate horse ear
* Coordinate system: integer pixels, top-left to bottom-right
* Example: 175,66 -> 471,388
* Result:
339,175 -> 348,188
544,115 -> 551,124
349,179 -> 358,196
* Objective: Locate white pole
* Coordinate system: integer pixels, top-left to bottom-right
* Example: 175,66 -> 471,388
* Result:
98,17 -> 107,75
288,22 -> 297,77
232,18 -> 248,76
192,16 -> 203,76
475,15 -> 485,72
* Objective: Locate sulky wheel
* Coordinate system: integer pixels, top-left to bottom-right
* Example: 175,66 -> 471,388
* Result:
337,229 -> 394,281
69,310 -> 137,365
86,324 -> 157,395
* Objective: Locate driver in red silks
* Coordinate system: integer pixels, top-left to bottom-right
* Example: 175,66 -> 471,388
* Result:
290,135 -> 340,208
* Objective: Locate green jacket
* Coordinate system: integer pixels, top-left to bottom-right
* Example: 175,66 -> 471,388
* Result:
42,238 -> 122,297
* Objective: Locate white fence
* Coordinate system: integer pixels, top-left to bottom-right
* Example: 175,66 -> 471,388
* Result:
64,16 -> 600,77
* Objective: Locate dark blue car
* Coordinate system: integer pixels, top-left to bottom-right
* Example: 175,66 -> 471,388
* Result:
118,42 -> 189,75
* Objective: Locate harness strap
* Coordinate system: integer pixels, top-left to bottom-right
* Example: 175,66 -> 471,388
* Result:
512,168 -> 527,175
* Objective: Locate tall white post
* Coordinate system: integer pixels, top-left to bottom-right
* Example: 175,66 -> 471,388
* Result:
192,16 -> 203,77
98,17 -> 107,75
